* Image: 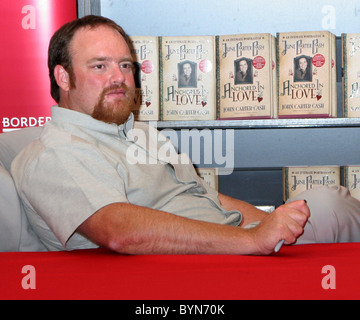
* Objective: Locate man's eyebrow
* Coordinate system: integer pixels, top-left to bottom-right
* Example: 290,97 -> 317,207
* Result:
86,56 -> 134,64
86,56 -> 110,64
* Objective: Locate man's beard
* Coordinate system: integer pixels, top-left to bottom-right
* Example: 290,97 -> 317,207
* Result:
91,84 -> 135,126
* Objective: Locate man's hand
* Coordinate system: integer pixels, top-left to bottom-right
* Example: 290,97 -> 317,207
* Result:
247,200 -> 310,255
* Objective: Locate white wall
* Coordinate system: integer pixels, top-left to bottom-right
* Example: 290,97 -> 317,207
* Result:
100,0 -> 360,37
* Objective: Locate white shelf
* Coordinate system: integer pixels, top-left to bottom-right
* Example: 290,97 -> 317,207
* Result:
153,117 -> 360,129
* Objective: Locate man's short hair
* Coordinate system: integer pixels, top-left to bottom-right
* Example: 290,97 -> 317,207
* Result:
48,15 -> 130,103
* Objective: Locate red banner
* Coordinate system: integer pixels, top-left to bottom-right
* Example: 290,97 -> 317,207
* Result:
0,0 -> 77,132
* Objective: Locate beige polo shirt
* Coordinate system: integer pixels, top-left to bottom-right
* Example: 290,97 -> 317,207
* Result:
11,106 -> 241,251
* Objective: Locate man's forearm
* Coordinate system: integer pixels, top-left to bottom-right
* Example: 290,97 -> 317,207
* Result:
77,202 -> 256,255
77,198 -> 309,256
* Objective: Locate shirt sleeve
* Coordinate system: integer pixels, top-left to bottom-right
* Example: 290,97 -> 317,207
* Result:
15,134 -> 128,249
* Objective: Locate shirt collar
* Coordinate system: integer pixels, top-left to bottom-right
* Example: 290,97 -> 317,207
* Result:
50,105 -> 134,139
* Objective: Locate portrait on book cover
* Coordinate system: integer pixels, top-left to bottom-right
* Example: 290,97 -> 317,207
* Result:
234,57 -> 253,85
294,55 -> 312,82
178,60 -> 197,88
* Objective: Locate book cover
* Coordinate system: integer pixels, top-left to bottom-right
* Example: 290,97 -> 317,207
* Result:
344,166 -> 360,201
342,33 -> 360,118
283,165 -> 340,201
331,33 -> 337,117
160,36 -> 216,120
129,36 -> 160,121
277,31 -> 337,118
217,33 -> 277,119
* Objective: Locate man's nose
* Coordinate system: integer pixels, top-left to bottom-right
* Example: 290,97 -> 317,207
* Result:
110,65 -> 126,85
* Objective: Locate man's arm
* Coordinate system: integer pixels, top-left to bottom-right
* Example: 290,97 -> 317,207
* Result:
77,199 -> 309,255
218,193 -> 268,226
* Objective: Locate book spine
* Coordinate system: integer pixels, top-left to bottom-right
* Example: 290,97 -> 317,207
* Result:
331,33 -> 337,117
276,33 -> 280,118
282,167 -> 289,202
271,34 -> 278,118
216,35 -> 220,120
342,33 -> 348,117
159,36 -> 164,120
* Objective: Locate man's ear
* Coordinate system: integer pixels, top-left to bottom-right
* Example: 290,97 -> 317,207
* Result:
54,65 -> 70,91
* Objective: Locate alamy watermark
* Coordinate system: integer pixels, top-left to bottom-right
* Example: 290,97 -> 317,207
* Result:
125,121 -> 235,175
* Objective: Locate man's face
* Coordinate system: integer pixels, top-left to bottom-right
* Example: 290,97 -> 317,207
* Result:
239,60 -> 248,74
64,25 -> 135,125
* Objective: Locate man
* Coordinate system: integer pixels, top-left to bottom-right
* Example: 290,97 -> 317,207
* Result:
11,16 -> 360,255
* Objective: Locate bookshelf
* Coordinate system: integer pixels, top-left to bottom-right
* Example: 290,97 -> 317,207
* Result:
155,117 -> 360,129
80,0 -> 360,207
155,120 -> 360,207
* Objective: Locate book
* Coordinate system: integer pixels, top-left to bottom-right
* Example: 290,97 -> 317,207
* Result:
277,31 -> 337,118
344,166 -> 360,201
129,36 -> 160,121
195,168 -> 219,191
342,33 -> 360,118
217,33 -> 277,119
160,36 -> 217,120
283,165 -> 340,201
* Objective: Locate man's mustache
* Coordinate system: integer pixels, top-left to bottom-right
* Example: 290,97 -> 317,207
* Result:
102,84 -> 127,96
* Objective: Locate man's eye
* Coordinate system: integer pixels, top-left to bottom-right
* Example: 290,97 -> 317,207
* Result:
94,64 -> 105,70
120,63 -> 134,73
